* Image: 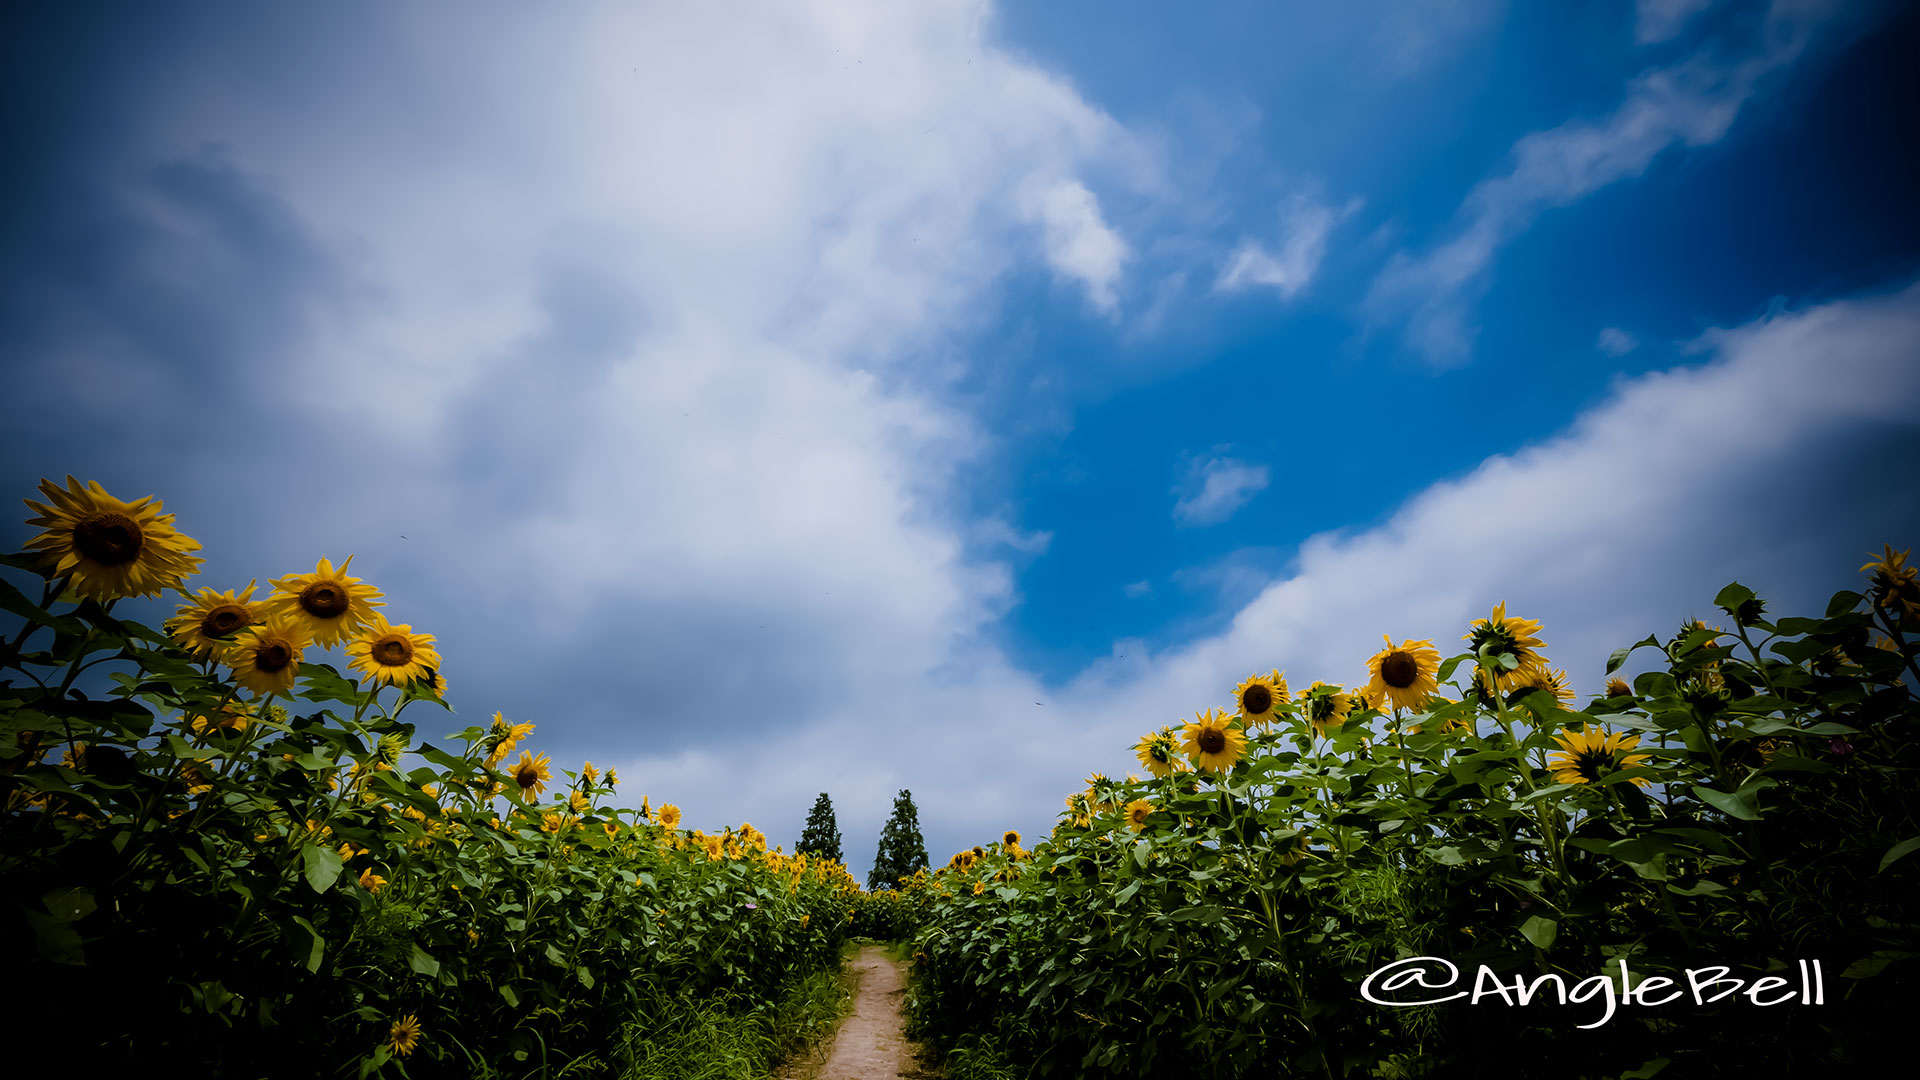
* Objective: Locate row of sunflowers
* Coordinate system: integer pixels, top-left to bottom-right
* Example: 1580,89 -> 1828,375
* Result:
1,478 -> 866,1077
893,552 -> 1920,1077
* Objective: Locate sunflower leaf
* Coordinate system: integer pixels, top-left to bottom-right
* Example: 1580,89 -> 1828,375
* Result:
302,844 -> 346,894
1519,915 -> 1557,950
1878,837 -> 1920,874
1692,784 -> 1761,820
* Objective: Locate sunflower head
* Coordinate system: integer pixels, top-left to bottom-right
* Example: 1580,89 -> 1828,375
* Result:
1605,676 -> 1634,698
267,556 -> 384,648
1002,829 -> 1021,848
1123,798 -> 1154,832
387,1015 -> 421,1058
1464,602 -> 1550,693
1365,636 -> 1442,712
1181,707 -> 1248,774
22,476 -> 205,600
511,751 -> 553,800
1547,727 -> 1651,787
1133,727 -> 1183,778
1513,667 -> 1576,708
483,713 -> 536,769
222,618 -> 312,697
1298,682 -> 1354,737
658,803 -> 683,830
1232,670 -> 1289,728
1862,544 -> 1920,617
165,582 -> 265,657
346,612 -> 442,689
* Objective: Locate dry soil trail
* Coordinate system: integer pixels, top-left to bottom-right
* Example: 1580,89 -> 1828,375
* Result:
792,944 -> 935,1080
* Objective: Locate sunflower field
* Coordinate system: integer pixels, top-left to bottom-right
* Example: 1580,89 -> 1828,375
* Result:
0,478 -> 867,1077
898,554 -> 1920,1077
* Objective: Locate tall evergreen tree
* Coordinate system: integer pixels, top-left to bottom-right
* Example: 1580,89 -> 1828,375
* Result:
868,788 -> 929,890
795,792 -> 843,865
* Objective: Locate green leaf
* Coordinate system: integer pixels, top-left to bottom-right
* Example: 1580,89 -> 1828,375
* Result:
41,886 -> 97,922
1519,915 -> 1557,951
302,844 -> 346,894
499,984 -> 520,1007
1840,950 -> 1910,979
288,916 -> 326,973
577,965 -> 594,989
1606,635 -> 1661,676
1692,784 -> 1761,821
408,944 -> 440,978
1878,837 -> 1920,874
1618,1057 -> 1671,1079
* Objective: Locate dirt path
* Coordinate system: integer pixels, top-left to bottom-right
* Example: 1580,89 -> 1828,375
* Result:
786,945 -> 934,1080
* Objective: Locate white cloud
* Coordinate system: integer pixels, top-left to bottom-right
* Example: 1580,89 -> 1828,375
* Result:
1597,326 -> 1641,355
17,0 -> 1151,876
1369,0 -> 1843,364
1071,282 -> 1920,800
1023,177 -> 1130,313
1122,580 -> 1153,599
1637,0 -> 1716,44
1174,458 -> 1271,526
1215,195 -> 1361,300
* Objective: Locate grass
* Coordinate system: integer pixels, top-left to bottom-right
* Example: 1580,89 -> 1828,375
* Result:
610,966 -> 854,1080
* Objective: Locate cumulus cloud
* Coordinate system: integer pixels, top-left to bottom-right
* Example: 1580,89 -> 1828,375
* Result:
0,0 -> 1140,876
1215,195 -> 1361,300
1597,326 -> 1641,355
1023,177 -> 1130,313
1368,0 -> 1844,364
1637,0 -> 1717,45
1069,282 -> 1920,798
1173,458 -> 1272,526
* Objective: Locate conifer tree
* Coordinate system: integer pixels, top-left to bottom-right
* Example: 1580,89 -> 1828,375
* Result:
867,788 -> 929,891
795,792 -> 843,865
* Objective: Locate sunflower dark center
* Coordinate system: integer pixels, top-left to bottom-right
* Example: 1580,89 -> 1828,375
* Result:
73,512 -> 144,566
1381,652 -> 1419,688
300,582 -> 351,619
1240,684 -> 1273,714
1198,727 -> 1226,754
1575,750 -> 1610,781
371,636 -> 413,666
200,604 -> 252,639
254,642 -> 293,674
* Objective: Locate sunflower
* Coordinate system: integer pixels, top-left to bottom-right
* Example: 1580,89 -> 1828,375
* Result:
1863,544 -> 1920,617
1298,682 -> 1354,736
267,555 -> 383,648
603,820 -> 620,839
189,703 -> 252,736
972,880 -> 986,896
387,1015 -> 421,1058
1232,670 -> 1289,729
1464,602 -> 1550,693
1002,829 -> 1021,848
346,612 -> 441,689
1605,677 -> 1633,698
510,751 -> 553,800
1547,727 -> 1651,787
1123,798 -> 1155,832
1181,707 -> 1247,774
359,867 -> 387,893
658,803 -> 683,830
483,713 -> 537,769
1364,636 -> 1442,712
1133,727 -> 1183,777
222,618 -> 312,697
165,582 -> 265,657
569,791 -> 592,815
21,476 -> 205,601
1514,667 -> 1576,707
581,761 -> 599,786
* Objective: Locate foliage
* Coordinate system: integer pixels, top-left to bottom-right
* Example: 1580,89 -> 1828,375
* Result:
903,565 -> 1920,1078
868,787 -> 929,892
0,480 -> 866,1078
797,791 -> 844,866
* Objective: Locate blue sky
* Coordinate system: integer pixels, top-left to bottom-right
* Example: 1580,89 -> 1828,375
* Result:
4,0 -> 1918,881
